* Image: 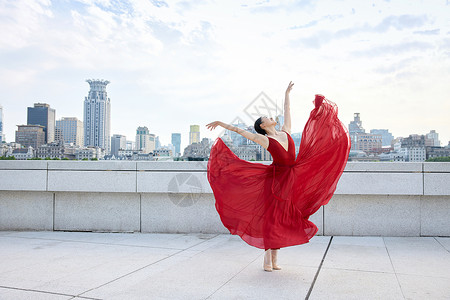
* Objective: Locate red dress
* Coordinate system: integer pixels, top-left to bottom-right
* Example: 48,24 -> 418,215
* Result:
207,95 -> 351,249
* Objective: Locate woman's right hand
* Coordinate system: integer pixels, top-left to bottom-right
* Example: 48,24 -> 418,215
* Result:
206,121 -> 223,131
286,81 -> 294,95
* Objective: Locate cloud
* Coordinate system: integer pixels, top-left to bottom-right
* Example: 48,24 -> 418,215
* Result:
373,57 -> 419,74
248,0 -> 315,14
373,15 -> 428,32
292,14 -> 430,49
352,41 -> 433,57
413,29 -> 440,35
289,14 -> 342,30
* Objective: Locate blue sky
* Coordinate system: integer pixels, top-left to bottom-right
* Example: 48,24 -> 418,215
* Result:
0,0 -> 449,149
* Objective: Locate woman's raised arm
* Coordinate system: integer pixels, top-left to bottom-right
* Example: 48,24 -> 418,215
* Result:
206,121 -> 269,149
282,81 -> 293,134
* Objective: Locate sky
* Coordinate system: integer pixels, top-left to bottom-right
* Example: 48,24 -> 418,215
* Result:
0,0 -> 449,150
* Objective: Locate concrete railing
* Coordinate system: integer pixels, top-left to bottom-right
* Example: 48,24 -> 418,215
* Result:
0,161 -> 449,236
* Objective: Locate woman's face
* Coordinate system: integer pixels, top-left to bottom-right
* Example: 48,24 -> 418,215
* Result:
261,116 -> 277,127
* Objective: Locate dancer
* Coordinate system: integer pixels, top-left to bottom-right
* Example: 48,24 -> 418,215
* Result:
206,82 -> 350,272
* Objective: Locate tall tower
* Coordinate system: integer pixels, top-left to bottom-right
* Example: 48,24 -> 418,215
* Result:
27,103 -> 56,144
189,125 -> 200,144
84,79 -> 111,153
0,105 -> 4,142
348,113 -> 365,150
171,133 -> 181,156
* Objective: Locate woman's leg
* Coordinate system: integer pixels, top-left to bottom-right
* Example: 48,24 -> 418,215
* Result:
271,248 -> 281,270
263,249 -> 272,272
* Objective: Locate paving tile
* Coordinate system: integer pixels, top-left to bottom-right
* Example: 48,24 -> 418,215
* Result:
397,273 -> 450,300
309,268 -> 404,300
384,237 -> 450,278
0,288 -> 72,300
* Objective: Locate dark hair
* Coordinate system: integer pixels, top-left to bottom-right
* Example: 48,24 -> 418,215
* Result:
254,117 -> 267,135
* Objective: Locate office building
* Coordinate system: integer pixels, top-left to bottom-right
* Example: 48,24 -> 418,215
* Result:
136,126 -> 155,153
56,117 -> 84,146
15,125 -> 45,148
84,79 -> 111,154
111,134 -> 127,157
171,133 -> 181,156
27,103 -> 55,144
0,105 -> 4,142
189,125 -> 200,144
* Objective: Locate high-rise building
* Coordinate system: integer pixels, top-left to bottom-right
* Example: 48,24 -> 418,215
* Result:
171,133 -> 181,156
426,130 -> 440,147
370,129 -> 394,147
349,113 -> 365,150
354,133 -> 382,153
226,122 -> 247,147
155,136 -> 161,150
135,126 -> 155,153
56,117 -> 84,146
84,79 -> 111,154
189,125 -> 200,144
349,113 -> 365,135
15,125 -> 45,148
27,103 -> 55,144
0,105 -> 4,142
111,134 -> 127,157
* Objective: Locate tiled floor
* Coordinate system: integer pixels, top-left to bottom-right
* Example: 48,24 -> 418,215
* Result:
0,231 -> 448,299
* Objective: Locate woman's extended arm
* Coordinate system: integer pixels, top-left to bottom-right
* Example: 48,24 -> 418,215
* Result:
206,121 -> 268,148
282,81 -> 293,134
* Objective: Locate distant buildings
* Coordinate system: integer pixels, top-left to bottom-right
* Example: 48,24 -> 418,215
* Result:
354,133 -> 382,153
56,117 -> 84,146
15,125 -> 45,149
189,125 -> 200,144
111,134 -> 127,157
171,133 -> 181,157
183,137 -> 210,160
0,105 -> 4,143
348,113 -> 382,154
84,79 -> 111,154
426,130 -> 440,146
135,126 -> 155,153
370,129 -> 393,147
27,103 -> 55,144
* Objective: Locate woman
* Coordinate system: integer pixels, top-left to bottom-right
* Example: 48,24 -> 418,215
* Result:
206,82 -> 350,272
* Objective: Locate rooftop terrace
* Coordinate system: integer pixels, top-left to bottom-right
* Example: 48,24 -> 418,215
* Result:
1,161 -> 449,299
0,231 -> 449,299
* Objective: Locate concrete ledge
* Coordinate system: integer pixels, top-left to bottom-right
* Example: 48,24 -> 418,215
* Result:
335,172 -> 423,195
0,191 -> 53,230
48,160 -> 136,170
0,170 -> 48,191
421,196 -> 450,236
424,173 -> 450,195
54,192 -> 140,232
324,195 -> 421,236
1,162 -> 449,236
48,170 -> 137,192
137,171 -> 209,193
141,193 -> 228,234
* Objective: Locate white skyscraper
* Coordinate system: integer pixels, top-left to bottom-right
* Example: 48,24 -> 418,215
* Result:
83,79 -> 111,154
0,105 -> 4,142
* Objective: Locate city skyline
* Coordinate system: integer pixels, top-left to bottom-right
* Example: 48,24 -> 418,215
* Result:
0,1 -> 449,147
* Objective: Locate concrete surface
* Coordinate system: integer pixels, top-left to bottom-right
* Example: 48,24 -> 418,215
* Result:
0,232 -> 448,300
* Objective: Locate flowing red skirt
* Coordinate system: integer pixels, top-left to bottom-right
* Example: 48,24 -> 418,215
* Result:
207,95 -> 350,249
